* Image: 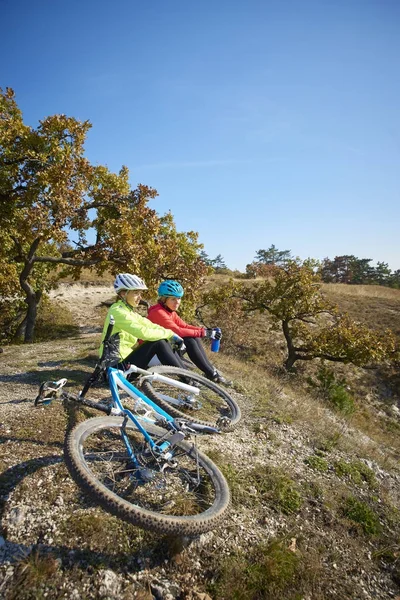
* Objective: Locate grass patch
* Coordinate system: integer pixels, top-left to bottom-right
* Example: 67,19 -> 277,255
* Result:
34,296 -> 79,342
334,459 -> 377,488
342,496 -> 381,535
210,538 -> 309,600
312,431 -> 342,453
212,460 -> 304,515
304,455 -> 329,473
207,462 -> 253,507
8,550 -> 61,600
61,510 -> 149,555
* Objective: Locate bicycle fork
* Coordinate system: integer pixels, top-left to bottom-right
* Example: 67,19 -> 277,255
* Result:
119,415 -> 189,484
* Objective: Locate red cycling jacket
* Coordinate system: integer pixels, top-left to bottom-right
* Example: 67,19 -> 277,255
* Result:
147,303 -> 205,338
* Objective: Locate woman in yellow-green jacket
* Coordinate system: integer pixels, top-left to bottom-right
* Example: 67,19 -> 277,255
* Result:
100,273 -> 185,369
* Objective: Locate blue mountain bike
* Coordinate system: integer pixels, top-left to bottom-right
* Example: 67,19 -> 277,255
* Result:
35,318 -> 230,536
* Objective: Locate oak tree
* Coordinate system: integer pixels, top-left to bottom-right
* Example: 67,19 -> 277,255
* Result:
0,88 -> 207,342
200,262 -> 395,370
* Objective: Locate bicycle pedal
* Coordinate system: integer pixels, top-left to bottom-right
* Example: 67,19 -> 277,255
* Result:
217,416 -> 232,429
34,394 -> 54,407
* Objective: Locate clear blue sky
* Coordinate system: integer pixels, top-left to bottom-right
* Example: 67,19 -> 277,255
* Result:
2,0 -> 400,271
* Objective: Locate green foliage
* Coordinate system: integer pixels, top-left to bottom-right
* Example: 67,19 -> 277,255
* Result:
199,250 -> 227,271
304,455 -> 329,472
320,255 -> 400,288
245,244 -> 294,279
308,364 -> 355,415
0,88 -> 207,341
342,496 -> 381,535
211,539 -> 303,600
210,460 -> 303,515
202,261 -> 395,371
313,431 -> 342,453
197,279 -> 249,351
215,463 -> 251,506
334,460 -> 377,488
329,385 -> 354,416
309,314 -> 395,368
252,467 -> 304,515
245,261 -> 280,279
320,255 -> 374,284
255,244 -> 293,266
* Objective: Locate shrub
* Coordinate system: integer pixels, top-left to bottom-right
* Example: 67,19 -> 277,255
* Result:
211,539 -> 303,600
304,455 -> 329,472
334,460 -> 377,488
34,296 -> 79,341
309,364 -> 355,415
342,496 -> 381,535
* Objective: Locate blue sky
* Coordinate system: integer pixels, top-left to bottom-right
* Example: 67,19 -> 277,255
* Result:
2,0 -> 400,271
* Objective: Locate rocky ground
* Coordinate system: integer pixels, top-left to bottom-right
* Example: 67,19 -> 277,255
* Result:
0,284 -> 399,599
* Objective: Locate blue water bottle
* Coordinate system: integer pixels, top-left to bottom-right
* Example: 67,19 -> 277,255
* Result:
211,328 -> 221,353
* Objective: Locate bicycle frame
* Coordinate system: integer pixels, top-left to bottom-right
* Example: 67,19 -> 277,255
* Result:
80,364 -> 211,467
106,366 -> 184,455
36,351 -> 220,456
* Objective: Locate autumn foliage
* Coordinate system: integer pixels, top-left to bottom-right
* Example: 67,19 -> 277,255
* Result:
0,88 -> 207,342
199,262 -> 396,370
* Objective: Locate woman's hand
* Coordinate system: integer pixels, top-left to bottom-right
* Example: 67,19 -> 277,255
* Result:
205,328 -> 222,340
171,334 -> 186,353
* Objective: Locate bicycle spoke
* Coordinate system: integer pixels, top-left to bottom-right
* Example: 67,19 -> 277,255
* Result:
80,427 -> 216,516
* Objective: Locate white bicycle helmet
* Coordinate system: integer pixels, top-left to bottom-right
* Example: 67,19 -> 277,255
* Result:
114,273 -> 148,293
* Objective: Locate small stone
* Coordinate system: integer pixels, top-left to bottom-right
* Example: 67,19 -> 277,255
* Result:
9,507 -> 27,526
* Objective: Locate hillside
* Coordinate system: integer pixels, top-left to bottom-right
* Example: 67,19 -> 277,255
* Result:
0,281 -> 399,600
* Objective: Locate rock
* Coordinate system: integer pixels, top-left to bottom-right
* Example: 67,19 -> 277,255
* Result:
151,578 -> 181,599
98,569 -> 121,599
8,506 -> 27,526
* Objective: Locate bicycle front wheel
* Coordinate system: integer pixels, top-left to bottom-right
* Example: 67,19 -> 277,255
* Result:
140,366 -> 241,429
64,416 -> 230,535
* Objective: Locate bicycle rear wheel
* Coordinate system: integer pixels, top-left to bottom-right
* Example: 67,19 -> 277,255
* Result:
64,416 -> 230,535
140,366 -> 241,429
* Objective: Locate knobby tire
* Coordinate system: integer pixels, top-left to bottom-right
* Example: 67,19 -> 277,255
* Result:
64,416 -> 230,535
140,366 -> 241,429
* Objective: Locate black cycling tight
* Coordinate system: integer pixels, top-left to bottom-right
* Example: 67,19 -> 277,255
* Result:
183,337 -> 216,379
121,339 -> 185,370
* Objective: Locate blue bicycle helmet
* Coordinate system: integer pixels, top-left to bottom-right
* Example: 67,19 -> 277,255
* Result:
158,280 -> 184,298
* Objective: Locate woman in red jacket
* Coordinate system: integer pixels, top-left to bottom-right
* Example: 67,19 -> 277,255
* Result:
147,280 -> 230,385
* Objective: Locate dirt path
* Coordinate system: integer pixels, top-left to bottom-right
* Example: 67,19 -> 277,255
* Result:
49,283 -> 114,333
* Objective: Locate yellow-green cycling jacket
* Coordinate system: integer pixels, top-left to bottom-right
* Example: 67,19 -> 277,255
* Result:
100,300 -> 175,361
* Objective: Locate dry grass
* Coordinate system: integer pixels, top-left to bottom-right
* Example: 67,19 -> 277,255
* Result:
56,267 -> 114,285
322,283 -> 400,300
322,283 -> 400,336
